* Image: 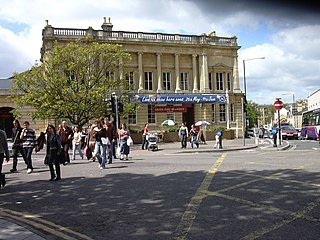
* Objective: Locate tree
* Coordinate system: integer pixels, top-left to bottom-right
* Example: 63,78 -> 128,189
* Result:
246,100 -> 261,128
10,38 -> 131,128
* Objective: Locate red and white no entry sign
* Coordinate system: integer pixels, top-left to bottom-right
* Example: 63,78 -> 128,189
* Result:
274,100 -> 283,110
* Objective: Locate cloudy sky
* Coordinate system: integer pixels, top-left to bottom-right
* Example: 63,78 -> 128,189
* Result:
0,0 -> 319,104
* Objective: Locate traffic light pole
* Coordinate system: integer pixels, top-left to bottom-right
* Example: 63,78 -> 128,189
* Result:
112,92 -> 119,131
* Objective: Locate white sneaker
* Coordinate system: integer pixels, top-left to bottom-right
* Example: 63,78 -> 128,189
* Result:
27,168 -> 33,174
99,166 -> 104,170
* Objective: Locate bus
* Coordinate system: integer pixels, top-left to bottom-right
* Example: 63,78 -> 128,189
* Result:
300,108 -> 320,140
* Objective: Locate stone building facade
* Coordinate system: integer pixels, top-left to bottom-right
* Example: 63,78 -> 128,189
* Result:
2,17 -> 245,137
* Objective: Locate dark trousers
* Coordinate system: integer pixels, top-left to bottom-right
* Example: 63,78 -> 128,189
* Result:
23,147 -> 34,170
49,162 -> 61,179
0,153 -> 5,187
142,135 -> 148,150
12,146 -> 27,170
62,142 -> 71,163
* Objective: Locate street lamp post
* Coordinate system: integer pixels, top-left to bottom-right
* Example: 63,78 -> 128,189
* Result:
282,93 -> 296,127
242,57 -> 265,146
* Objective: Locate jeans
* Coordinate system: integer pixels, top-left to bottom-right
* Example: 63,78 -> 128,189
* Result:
108,141 -> 113,163
180,135 -> 187,148
190,135 -> 199,148
23,147 -> 34,170
72,143 -> 83,160
94,141 -> 106,167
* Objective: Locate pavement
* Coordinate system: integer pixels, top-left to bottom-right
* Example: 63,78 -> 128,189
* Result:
0,137 -> 290,240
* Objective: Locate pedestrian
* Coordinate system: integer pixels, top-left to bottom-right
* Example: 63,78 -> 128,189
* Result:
20,121 -> 37,174
178,122 -> 188,149
93,120 -> 107,169
119,123 -> 130,160
258,126 -> 265,139
45,124 -> 62,181
86,124 -> 96,161
217,130 -> 223,149
141,123 -> 149,150
10,119 -> 27,172
213,132 -> 220,149
104,118 -> 117,164
72,126 -> 84,160
189,124 -> 199,148
58,121 -> 73,164
0,125 -> 10,189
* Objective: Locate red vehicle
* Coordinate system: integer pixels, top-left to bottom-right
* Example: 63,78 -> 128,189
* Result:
281,125 -> 299,140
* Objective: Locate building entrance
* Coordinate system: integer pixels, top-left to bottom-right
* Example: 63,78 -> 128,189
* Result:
0,107 -> 14,138
182,104 -> 194,129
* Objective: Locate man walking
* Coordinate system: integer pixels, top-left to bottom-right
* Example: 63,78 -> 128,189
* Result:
0,125 -> 10,188
20,121 -> 37,174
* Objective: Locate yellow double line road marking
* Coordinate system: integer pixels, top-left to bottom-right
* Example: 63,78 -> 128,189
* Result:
0,208 -> 92,240
172,153 -> 227,240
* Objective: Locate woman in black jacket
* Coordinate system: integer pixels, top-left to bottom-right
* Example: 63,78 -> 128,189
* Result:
46,124 -> 63,181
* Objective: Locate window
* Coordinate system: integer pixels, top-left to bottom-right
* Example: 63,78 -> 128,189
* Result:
128,107 -> 137,124
219,104 -> 226,122
167,113 -> 175,121
230,103 -> 235,122
180,72 -> 189,91
227,73 -> 232,91
163,72 -> 171,91
148,105 -> 155,124
144,72 -> 153,90
216,72 -> 224,91
125,71 -> 134,90
211,104 -> 215,123
209,72 -> 213,90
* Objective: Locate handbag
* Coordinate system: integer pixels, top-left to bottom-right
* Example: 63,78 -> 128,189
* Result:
127,136 -> 133,146
116,146 -> 121,158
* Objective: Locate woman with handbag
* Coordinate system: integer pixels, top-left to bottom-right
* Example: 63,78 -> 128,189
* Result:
45,124 -> 62,181
119,123 -> 130,160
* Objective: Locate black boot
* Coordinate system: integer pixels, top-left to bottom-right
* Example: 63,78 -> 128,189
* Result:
1,173 -> 6,188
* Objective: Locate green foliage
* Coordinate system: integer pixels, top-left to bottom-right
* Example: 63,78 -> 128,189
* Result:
10,38 -> 132,127
165,128 -> 179,132
246,100 -> 261,128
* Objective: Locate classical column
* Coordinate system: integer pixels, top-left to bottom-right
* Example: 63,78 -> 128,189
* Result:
157,53 -> 162,92
224,72 -> 228,91
119,55 -> 124,80
192,54 -> 198,92
199,53 -> 209,92
232,54 -> 241,92
138,52 -> 143,92
175,54 -> 181,92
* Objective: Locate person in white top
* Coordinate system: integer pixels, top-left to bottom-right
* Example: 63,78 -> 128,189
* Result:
72,126 -> 84,160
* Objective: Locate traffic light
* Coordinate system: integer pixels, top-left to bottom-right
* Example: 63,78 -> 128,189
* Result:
111,95 -> 116,114
118,100 -> 124,113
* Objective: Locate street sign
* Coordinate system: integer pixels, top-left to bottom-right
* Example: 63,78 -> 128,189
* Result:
274,100 -> 283,110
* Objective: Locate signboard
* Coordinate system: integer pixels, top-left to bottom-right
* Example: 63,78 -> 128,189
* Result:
134,94 -> 227,104
153,106 -> 187,113
274,100 -> 283,110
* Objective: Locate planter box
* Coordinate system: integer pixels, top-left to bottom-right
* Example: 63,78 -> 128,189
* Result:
130,132 -> 142,144
163,131 -> 180,143
205,130 -> 235,140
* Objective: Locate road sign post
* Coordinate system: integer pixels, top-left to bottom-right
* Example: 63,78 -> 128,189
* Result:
274,99 -> 283,145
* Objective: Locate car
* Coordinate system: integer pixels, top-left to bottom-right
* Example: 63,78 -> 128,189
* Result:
281,125 -> 298,140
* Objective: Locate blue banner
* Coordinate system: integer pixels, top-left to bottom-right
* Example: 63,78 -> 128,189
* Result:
133,94 -> 227,104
